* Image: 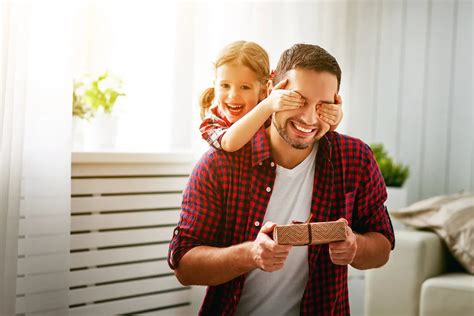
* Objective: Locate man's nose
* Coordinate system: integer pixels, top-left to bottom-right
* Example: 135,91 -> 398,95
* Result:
300,103 -> 319,124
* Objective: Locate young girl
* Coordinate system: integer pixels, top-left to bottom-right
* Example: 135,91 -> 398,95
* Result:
199,41 -> 342,152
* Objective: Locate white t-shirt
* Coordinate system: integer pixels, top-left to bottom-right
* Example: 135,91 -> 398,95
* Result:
234,144 -> 318,316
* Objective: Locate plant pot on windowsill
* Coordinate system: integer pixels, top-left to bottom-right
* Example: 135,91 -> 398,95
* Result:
370,144 -> 410,229
72,71 -> 125,151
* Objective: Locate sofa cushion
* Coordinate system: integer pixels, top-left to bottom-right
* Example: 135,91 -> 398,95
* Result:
420,273 -> 474,316
391,192 -> 474,273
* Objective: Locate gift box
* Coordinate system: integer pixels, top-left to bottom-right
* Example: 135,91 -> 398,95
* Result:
273,220 -> 347,246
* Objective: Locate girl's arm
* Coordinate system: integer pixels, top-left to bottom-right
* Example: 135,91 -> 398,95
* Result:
221,79 -> 304,152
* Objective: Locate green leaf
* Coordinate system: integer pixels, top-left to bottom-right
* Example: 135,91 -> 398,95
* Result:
370,143 -> 410,187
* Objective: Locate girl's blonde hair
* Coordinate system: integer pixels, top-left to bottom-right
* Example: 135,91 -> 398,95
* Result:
199,41 -> 270,120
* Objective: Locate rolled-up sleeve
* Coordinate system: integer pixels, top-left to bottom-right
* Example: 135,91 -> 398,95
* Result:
168,151 -> 224,269
352,144 -> 395,249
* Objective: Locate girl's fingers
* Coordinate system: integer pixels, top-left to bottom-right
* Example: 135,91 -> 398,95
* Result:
319,108 -> 339,116
319,113 -> 337,122
273,79 -> 288,90
281,93 -> 303,102
319,103 -> 340,112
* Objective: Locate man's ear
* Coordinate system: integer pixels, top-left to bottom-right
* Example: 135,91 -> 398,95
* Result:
260,80 -> 272,99
266,80 -> 273,95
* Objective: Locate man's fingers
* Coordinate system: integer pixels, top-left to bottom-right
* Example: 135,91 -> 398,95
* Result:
259,221 -> 276,234
265,241 -> 291,254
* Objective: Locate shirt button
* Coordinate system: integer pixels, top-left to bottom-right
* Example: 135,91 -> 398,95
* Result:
259,162 -> 263,166
254,221 -> 260,227
270,162 -> 275,167
266,187 -> 271,192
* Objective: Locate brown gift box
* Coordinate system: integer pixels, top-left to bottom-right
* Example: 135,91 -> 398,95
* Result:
273,220 -> 347,246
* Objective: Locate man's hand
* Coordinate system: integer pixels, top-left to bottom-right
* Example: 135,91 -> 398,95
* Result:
329,218 -> 357,265
251,222 -> 292,272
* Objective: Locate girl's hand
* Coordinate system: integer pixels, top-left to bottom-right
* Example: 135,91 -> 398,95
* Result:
317,94 -> 343,127
263,79 -> 305,112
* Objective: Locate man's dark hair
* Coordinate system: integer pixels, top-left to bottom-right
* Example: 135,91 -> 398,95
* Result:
273,44 -> 341,91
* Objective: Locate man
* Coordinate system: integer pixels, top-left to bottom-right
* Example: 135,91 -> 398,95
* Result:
168,44 -> 394,315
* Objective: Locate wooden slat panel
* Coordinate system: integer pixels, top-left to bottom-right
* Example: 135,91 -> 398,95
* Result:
72,163 -> 193,177
68,290 -> 190,316
18,216 -> 69,236
69,260 -> 171,287
71,193 -> 182,213
17,273 -> 68,296
398,0 -> 429,204
139,305 -> 191,316
373,0 -> 403,155
346,0 -> 381,142
71,210 -> 179,231
447,0 -> 473,194
70,244 -> 169,269
71,177 -> 188,195
70,275 -> 184,305
17,253 -> 69,275
420,0 -> 455,199
71,226 -> 173,250
18,235 -> 69,256
15,289 -> 68,314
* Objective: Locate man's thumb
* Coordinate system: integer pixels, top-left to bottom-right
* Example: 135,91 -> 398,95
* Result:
260,221 -> 276,234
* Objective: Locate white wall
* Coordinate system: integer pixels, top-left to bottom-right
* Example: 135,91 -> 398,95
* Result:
72,0 -> 473,204
340,0 -> 472,204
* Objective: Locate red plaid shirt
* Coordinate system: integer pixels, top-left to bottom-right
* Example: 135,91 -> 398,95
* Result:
169,127 -> 395,315
199,105 -> 231,150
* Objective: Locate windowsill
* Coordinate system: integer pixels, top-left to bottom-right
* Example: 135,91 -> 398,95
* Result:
71,151 -> 195,164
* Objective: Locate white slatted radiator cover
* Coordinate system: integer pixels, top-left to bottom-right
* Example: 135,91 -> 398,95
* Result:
68,153 -> 195,315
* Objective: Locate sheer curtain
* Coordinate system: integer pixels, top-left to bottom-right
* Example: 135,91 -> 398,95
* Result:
1,0 -> 74,314
72,1 -> 349,156
174,0 -> 350,157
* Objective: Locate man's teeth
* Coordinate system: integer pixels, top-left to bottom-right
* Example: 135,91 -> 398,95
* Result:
293,123 -> 313,133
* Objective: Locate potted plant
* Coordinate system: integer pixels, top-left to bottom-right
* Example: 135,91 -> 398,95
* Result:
72,71 -> 125,150
370,143 -> 410,213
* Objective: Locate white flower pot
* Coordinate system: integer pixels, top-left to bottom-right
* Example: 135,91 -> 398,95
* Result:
72,116 -> 90,151
87,111 -> 119,150
386,186 -> 408,230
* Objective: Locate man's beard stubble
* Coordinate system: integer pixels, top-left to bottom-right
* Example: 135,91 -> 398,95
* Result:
272,116 -> 319,150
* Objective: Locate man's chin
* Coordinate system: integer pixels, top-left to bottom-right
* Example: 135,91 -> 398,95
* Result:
281,133 -> 316,150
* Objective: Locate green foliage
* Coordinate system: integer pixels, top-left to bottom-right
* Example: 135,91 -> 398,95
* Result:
370,143 -> 410,187
73,71 -> 125,119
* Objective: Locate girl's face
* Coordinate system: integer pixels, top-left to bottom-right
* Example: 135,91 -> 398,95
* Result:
214,63 -> 266,124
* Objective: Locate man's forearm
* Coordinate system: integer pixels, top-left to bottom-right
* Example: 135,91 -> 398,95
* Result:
351,232 -> 391,269
174,242 -> 256,286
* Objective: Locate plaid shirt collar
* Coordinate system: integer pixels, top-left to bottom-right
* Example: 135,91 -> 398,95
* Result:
251,126 -> 333,167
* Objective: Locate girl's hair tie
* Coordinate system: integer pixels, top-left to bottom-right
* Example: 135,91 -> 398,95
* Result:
269,70 -> 276,80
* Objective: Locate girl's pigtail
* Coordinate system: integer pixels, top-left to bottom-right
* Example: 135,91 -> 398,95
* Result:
199,87 -> 215,120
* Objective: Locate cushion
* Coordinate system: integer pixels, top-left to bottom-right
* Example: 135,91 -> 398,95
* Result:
420,273 -> 474,316
391,192 -> 474,273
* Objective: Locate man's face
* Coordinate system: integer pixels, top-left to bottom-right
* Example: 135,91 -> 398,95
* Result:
272,69 -> 338,149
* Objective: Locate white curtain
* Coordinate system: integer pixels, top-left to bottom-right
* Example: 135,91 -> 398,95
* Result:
1,0 -> 73,314
72,0 -> 350,156
174,0 -> 350,157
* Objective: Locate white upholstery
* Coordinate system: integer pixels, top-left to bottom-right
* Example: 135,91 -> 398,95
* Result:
420,273 -> 474,316
365,230 -> 447,316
